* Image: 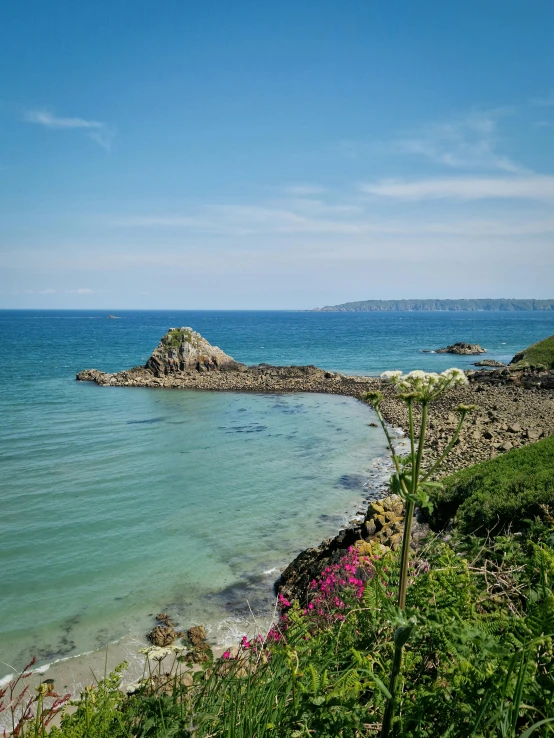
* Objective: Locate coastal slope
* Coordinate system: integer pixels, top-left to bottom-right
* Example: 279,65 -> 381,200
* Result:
312,298 -> 554,312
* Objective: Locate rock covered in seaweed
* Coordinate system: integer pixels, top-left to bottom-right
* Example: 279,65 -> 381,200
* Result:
145,327 -> 246,375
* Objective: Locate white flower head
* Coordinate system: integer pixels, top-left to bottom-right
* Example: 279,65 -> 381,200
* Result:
406,370 -> 427,379
441,368 -> 468,386
382,367 -> 466,401
139,646 -> 173,661
381,370 -> 403,382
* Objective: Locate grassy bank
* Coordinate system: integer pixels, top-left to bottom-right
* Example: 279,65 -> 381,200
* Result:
511,334 -> 554,369
4,434 -> 554,737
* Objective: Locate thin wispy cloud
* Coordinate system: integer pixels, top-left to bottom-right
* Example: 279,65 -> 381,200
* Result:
24,109 -> 114,149
282,184 -> 327,196
360,175 -> 554,202
110,195 -> 554,239
10,287 -> 95,295
384,109 -> 523,173
360,175 -> 554,201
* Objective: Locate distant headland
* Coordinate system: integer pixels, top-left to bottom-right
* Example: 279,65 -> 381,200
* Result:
312,299 -> 554,312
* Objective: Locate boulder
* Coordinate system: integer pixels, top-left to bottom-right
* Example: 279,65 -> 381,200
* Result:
145,327 -> 246,376
147,625 -> 178,646
436,342 -> 487,355
187,625 -> 208,648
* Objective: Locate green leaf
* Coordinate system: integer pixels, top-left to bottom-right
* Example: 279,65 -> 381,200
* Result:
372,676 -> 392,700
520,717 -> 554,737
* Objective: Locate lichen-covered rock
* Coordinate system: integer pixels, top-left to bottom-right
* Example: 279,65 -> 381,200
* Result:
145,327 -> 245,376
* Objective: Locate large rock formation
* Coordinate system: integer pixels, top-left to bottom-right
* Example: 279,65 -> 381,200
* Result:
145,327 -> 245,375
436,342 -> 487,355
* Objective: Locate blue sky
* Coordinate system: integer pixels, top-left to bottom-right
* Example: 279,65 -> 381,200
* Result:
1,0 -> 553,309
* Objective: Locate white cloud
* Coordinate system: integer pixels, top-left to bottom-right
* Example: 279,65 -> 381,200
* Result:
282,184 -> 327,196
360,175 -> 554,201
340,108 -> 526,174
386,109 -> 523,173
107,198 -> 554,240
65,288 -> 94,294
24,109 -> 114,150
24,110 -> 104,129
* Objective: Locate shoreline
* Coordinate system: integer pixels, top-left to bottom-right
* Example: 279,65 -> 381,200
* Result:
4,362 -> 552,707
1,411 -> 407,703
77,362 -> 554,477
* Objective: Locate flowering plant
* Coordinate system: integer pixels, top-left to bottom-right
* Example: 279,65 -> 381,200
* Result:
365,368 -> 476,738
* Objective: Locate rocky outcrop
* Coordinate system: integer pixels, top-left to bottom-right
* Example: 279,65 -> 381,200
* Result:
436,342 -> 487,355
277,495 -> 430,605
145,327 -> 245,375
185,626 -> 212,663
473,359 -> 505,367
77,326 -> 554,478
147,613 -> 185,646
468,366 -> 554,390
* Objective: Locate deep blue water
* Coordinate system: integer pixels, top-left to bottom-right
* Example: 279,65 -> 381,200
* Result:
1,309 -> 553,679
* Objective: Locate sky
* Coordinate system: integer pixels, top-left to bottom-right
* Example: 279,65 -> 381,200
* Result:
1,0 -> 554,310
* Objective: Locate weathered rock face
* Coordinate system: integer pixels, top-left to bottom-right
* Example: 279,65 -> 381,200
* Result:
144,327 -> 246,376
436,342 -> 487,355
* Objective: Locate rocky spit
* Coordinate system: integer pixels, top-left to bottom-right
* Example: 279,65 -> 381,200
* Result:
77,327 -> 554,608
77,326 -> 554,480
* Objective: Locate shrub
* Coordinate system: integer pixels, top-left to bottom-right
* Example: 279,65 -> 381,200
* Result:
429,434 -> 554,534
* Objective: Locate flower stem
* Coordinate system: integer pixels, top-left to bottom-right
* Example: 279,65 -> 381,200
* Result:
420,410 -> 466,483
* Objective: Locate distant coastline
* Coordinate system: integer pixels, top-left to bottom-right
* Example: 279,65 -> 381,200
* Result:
312,299 -> 554,312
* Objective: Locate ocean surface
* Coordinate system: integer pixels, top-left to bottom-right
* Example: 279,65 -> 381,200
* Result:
1,309 -> 554,681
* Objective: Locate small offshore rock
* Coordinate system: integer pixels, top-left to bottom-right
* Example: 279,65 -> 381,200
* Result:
156,612 -> 175,627
473,359 -> 505,367
436,342 -> 487,355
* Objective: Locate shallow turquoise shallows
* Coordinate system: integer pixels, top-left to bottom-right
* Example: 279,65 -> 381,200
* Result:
2,309 -> 554,677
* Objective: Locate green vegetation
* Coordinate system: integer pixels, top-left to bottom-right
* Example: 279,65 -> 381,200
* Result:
430,435 -> 554,534
9,521 -> 554,737
4,370 -> 554,737
510,334 -> 554,369
314,299 -> 554,312
163,328 -> 194,349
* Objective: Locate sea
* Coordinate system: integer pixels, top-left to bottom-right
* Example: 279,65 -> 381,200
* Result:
1,309 -> 554,686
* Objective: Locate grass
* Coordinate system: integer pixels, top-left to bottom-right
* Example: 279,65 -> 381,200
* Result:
9,523 -> 554,737
510,334 -> 554,369
162,328 -> 195,350
429,434 -> 554,534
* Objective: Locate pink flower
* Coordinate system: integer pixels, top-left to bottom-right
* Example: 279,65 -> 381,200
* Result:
223,651 -> 230,660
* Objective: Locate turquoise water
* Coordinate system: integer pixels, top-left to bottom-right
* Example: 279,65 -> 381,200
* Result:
1,310 -> 554,678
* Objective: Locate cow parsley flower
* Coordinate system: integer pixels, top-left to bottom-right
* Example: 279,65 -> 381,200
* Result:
381,367 -> 467,401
